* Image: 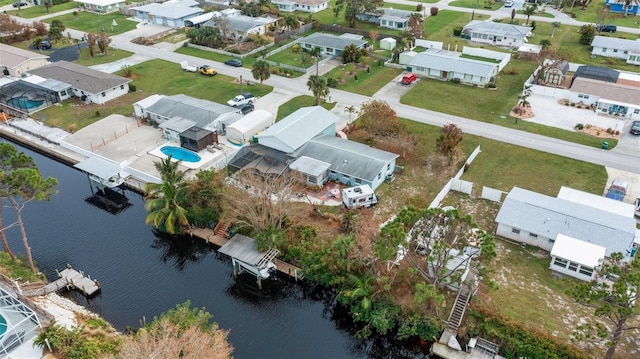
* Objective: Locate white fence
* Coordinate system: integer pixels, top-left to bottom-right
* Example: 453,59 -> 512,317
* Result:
414,39 -> 443,50
429,145 -> 482,208
187,42 -> 274,59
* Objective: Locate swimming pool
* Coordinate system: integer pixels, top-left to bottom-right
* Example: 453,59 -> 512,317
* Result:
0,315 -> 7,339
7,97 -> 44,110
160,146 -> 201,163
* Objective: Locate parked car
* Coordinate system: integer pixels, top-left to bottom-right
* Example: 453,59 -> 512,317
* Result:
504,0 -> 514,7
606,178 -> 628,201
199,65 -> 217,76
39,40 -> 51,50
227,93 -> 255,107
596,24 -> 617,33
401,73 -> 417,85
180,61 -> 197,72
239,103 -> 255,114
630,120 -> 640,135
224,59 -> 243,67
12,1 -> 28,7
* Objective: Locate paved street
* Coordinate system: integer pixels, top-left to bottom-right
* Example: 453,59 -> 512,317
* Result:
8,5 -> 640,175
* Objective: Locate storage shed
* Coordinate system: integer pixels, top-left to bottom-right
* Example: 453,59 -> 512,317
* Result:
380,37 -> 396,50
179,126 -> 217,151
226,110 -> 274,145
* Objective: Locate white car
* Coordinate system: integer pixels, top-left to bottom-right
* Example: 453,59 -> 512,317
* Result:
504,0 -> 514,7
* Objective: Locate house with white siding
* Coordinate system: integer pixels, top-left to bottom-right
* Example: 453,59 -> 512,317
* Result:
272,0 -> 328,13
406,50 -> 500,87
590,36 -> 640,65
357,8 -> 416,30
0,44 -> 49,77
569,75 -> 640,120
74,0 -> 125,13
298,33 -> 368,58
132,0 -> 202,27
462,20 -> 532,49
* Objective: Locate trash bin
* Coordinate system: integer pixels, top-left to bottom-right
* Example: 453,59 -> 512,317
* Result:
602,141 -> 609,149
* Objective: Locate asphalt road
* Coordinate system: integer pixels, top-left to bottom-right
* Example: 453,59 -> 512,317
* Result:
12,8 -> 640,175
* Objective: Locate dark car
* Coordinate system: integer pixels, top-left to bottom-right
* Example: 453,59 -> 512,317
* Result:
597,24 -> 617,33
12,1 -> 28,7
39,40 -> 51,50
224,59 -> 243,67
630,120 -> 640,135
239,103 -> 254,115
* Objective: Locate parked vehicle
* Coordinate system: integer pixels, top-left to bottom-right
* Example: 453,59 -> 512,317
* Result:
630,120 -> 640,135
199,65 -> 217,76
606,178 -> 628,201
227,93 -> 255,107
342,185 -> 378,209
401,73 -> 417,85
596,24 -> 617,33
239,103 -> 255,115
224,59 -> 243,67
12,1 -> 28,7
504,0 -> 514,7
635,196 -> 640,217
180,61 -> 198,72
39,40 -> 51,50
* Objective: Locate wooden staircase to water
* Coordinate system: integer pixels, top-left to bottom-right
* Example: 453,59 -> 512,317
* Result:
447,285 -> 471,331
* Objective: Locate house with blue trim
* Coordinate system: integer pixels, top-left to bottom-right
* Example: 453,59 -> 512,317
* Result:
132,0 -> 202,27
606,0 -> 639,15
298,33 -> 368,57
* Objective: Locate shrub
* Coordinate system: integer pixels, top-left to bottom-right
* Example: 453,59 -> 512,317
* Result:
327,77 -> 338,88
575,123 -> 584,130
67,123 -> 77,133
564,102 -> 569,106
453,27 -> 463,36
450,78 -> 461,84
487,83 -> 496,88
585,124 -> 592,129
507,69 -> 518,75
615,130 -> 620,135
606,127 -> 613,134
292,43 -> 301,52
570,103 -> 575,107
416,4 -> 422,11
430,7 -> 439,16
530,21 -> 536,31
128,84 -> 137,92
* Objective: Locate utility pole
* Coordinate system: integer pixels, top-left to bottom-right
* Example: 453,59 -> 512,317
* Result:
240,75 -> 243,94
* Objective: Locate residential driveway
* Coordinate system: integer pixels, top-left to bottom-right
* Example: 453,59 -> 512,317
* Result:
47,43 -> 88,62
372,71 -> 418,103
90,54 -> 152,73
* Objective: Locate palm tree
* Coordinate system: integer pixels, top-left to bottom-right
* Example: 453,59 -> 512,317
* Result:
523,5 -> 537,25
307,75 -> 329,106
344,105 -> 357,123
144,155 -> 190,235
251,60 -> 271,88
283,14 -> 300,31
343,273 -> 375,312
551,21 -> 561,37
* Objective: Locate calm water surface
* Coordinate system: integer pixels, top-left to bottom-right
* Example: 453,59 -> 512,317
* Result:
2,139 -> 427,359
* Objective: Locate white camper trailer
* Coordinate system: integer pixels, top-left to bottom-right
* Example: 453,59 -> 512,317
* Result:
226,110 -> 274,145
342,185 -> 378,209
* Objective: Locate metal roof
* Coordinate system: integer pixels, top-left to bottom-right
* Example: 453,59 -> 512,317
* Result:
0,43 -> 49,69
159,117 -> 196,133
299,33 -> 367,50
557,186 -> 635,218
75,0 -> 125,6
495,187 -> 636,256
145,94 -> 238,129
180,126 -> 213,141
294,134 -> 398,182
28,61 -> 130,94
463,20 -> 532,39
185,12 -> 214,26
257,106 -> 336,153
74,157 -> 122,180
409,52 -> 497,78
591,36 -> 640,53
132,2 -> 201,19
551,234 -> 606,268
289,156 -> 331,177
218,234 -> 267,266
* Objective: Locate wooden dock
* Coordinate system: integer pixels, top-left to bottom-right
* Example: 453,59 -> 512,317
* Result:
22,266 -> 101,297
190,227 -> 305,281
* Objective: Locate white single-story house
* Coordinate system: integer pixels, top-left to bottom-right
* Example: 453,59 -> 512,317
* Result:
590,36 -> 640,65
0,44 -> 49,77
132,0 -> 202,27
557,186 -> 637,218
495,187 -> 636,258
298,33 -> 368,58
27,61 -> 130,105
272,0 -> 328,13
22,75 -> 73,102
357,8 -> 416,30
550,234 -> 606,281
134,94 -> 242,136
256,106 -> 336,154
204,13 -> 277,38
406,50 -> 499,86
569,76 -> 640,120
462,20 -> 532,49
293,134 -> 398,190
74,0 -> 125,13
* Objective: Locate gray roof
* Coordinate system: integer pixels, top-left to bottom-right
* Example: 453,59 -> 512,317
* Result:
28,61 -> 130,94
34,78 -> 70,92
146,94 -> 238,129
206,17 -> 261,33
410,52 -> 497,78
591,36 -> 640,53
380,8 -> 414,21
159,117 -> 196,133
463,20 -> 532,39
299,33 -> 367,50
74,157 -> 121,180
132,2 -> 201,18
218,234 -> 267,266
289,156 -> 331,177
294,135 -> 398,182
549,60 -> 569,74
495,187 -> 636,256
257,106 -> 336,153
573,65 -> 619,83
570,77 -> 640,106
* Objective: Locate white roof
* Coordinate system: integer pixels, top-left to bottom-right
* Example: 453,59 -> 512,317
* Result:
591,36 -> 640,53
134,94 -> 163,109
551,234 -> 606,268
256,106 -> 336,153
289,156 -> 331,177
75,0 -> 124,6
226,110 -> 273,133
74,157 -> 122,180
342,185 -> 374,199
557,186 -> 635,218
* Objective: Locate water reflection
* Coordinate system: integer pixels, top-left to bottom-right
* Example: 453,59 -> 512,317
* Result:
150,231 -> 214,271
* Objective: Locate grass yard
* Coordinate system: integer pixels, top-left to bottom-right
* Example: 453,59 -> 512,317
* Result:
266,48 -> 312,68
449,0 -> 502,11
383,2 -> 418,12
74,47 -> 134,66
43,12 -> 138,35
424,10 -> 491,43
400,58 -> 619,149
516,9 -> 555,18
6,2 -> 77,18
276,95 -> 336,121
323,62 -> 403,96
568,3 -> 640,28
37,59 -> 273,131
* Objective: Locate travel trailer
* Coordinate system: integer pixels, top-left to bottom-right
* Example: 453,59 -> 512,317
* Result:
342,185 -> 378,209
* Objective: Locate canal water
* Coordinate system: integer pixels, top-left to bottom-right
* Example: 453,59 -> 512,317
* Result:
2,140 -> 428,359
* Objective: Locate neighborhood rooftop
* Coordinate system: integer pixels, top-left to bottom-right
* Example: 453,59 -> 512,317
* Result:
410,51 -> 497,77
300,33 -> 368,50
463,20 -> 532,37
591,36 -> 640,54
145,94 -> 238,129
495,187 -> 636,256
27,60 -> 130,94
256,106 -> 336,153
571,77 -> 640,106
132,2 -> 201,18
0,43 -> 49,68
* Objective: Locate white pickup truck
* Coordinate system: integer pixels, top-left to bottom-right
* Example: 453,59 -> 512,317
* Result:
227,93 -> 255,107
180,61 -> 198,72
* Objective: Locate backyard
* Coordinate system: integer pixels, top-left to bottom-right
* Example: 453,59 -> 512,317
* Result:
323,61 -> 403,96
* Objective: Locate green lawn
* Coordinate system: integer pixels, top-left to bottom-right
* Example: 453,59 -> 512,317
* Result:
43,12 -> 138,35
74,47 -> 134,66
276,95 -> 336,121
324,63 -> 402,96
383,2 -> 418,12
568,3 -> 640,27
424,10 -> 488,42
449,0 -> 502,11
266,48 -> 312,68
37,59 -> 274,131
516,10 -> 555,18
6,2 -> 77,18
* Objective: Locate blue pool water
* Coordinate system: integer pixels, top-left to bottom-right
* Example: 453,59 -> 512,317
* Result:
0,315 -> 6,339
7,97 -> 44,110
160,146 -> 201,163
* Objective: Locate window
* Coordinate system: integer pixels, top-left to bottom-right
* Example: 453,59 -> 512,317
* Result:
529,233 -> 537,238
548,238 -> 555,243
102,92 -> 106,97
568,262 -> 579,272
634,109 -> 640,114
60,89 -> 67,96
602,48 -> 607,53
623,51 -> 628,54
511,228 -> 520,234
120,85 -> 125,90
553,257 -> 568,267
578,94 -> 589,99
579,267 -> 593,276
378,173 -> 381,179
355,178 -> 361,184
416,66 -> 425,72
482,34 -> 488,40
613,49 -> 618,53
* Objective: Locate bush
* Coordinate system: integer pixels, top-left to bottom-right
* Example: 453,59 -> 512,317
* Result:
291,43 -> 301,53
453,27 -> 463,36
487,83 -> 496,88
575,123 -> 584,130
327,77 -> 338,88
128,84 -> 137,92
530,21 -> 536,31
416,4 -> 422,11
570,103 -> 575,107
450,78 -> 461,84
430,7 -> 439,16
